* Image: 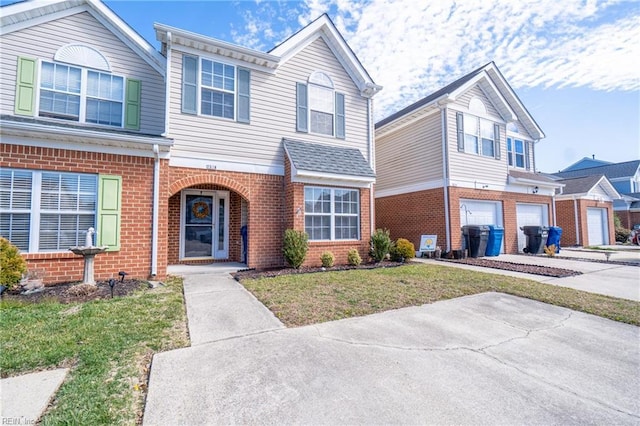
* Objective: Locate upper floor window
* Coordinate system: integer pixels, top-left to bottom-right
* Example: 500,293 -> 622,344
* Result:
507,137 -> 531,170
39,62 -> 125,127
459,113 -> 498,158
296,72 -> 345,139
181,55 -> 250,123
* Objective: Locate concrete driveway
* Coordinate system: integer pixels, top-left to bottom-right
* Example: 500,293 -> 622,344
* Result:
143,292 -> 639,425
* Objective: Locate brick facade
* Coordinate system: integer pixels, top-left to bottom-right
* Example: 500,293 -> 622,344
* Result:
616,210 -> 640,230
376,186 -> 553,254
1,144 -> 168,284
284,158 -> 372,266
556,199 -> 615,246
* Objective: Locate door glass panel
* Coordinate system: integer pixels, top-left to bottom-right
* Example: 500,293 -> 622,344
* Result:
218,198 -> 225,249
184,195 -> 213,258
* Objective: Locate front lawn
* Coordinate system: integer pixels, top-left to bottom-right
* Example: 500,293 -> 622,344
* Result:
0,276 -> 188,425
240,263 -> 640,327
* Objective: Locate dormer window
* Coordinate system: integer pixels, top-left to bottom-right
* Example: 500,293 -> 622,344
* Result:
296,72 -> 345,139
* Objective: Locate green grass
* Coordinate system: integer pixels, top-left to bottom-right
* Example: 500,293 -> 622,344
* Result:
241,263 -> 640,327
0,276 -> 188,425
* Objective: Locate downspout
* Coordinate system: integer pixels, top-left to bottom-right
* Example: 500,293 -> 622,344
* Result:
573,196 -> 580,246
162,32 -> 172,137
439,104 -> 451,252
368,96 -> 375,236
151,144 -> 160,276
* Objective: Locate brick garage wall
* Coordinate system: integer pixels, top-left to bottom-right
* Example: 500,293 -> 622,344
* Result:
555,200 -> 579,246
375,187 -> 447,252
1,144 -> 168,284
616,210 -> 640,230
284,158 -> 371,266
168,167 -> 284,269
167,184 -> 243,264
376,186 -> 553,254
578,200 -> 615,246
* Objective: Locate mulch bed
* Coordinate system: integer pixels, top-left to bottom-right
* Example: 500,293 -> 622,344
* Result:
232,261 -> 405,280
2,279 -> 149,304
438,257 -> 582,278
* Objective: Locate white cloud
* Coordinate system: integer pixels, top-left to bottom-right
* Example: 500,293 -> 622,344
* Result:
234,0 -> 640,120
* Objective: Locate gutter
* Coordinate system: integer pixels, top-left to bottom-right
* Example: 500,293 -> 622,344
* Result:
368,97 -> 375,238
151,144 -> 160,276
163,31 -> 172,138
573,196 -> 580,246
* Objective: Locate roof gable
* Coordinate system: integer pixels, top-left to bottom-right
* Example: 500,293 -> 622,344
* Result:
556,174 -> 620,199
561,157 -> 612,172
1,0 -> 165,76
269,14 -> 381,98
376,62 -> 544,140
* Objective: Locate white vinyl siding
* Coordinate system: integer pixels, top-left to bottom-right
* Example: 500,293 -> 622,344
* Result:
375,111 -> 442,193
167,37 -> 369,171
0,11 -> 165,134
0,168 -> 97,252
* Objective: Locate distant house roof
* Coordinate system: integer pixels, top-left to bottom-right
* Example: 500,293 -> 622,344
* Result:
555,174 -> 620,200
283,138 -> 375,179
560,157 -> 612,172
375,62 -> 544,140
554,160 -> 640,180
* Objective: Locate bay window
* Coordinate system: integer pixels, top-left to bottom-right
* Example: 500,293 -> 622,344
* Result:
304,187 -> 359,240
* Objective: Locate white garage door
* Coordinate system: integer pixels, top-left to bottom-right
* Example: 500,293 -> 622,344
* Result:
516,204 -> 549,253
459,200 -> 504,253
587,208 -> 608,246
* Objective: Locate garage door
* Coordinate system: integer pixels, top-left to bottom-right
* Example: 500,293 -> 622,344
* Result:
587,208 -> 608,246
459,200 -> 503,253
516,204 -> 549,253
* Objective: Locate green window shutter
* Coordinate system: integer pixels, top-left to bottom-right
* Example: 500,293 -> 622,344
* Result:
15,57 -> 37,116
494,123 -> 501,160
237,68 -> 250,123
335,92 -> 345,139
97,175 -> 122,251
296,82 -> 308,132
182,55 -> 198,114
456,112 -> 464,152
125,79 -> 141,130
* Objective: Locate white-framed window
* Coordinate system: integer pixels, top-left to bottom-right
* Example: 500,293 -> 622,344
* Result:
0,169 -> 97,252
181,55 -> 250,123
39,61 -> 124,127
304,187 -> 359,241
463,115 -> 495,157
296,72 -> 345,138
507,137 -> 525,168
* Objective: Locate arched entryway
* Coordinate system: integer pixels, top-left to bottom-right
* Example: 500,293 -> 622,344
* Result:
168,175 -> 250,265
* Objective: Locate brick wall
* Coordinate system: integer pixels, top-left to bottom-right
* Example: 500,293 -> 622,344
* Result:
1,144 -> 167,284
616,210 -> 640,230
376,186 -> 553,254
555,200 -> 579,246
168,166 -> 284,269
284,158 -> 372,266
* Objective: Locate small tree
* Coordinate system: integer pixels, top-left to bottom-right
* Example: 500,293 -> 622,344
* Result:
0,237 -> 27,289
282,229 -> 308,269
370,229 -> 392,263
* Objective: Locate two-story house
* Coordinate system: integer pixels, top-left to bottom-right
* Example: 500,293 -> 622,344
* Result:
1,0 -> 381,283
1,0 -> 172,284
375,62 -> 562,254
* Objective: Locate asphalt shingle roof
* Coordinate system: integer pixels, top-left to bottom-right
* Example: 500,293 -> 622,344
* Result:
557,175 -> 605,195
283,138 -> 375,178
553,160 -> 640,180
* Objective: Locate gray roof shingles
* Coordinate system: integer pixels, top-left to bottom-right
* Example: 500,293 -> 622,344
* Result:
283,138 -> 375,178
554,160 -> 640,180
557,175 -> 605,195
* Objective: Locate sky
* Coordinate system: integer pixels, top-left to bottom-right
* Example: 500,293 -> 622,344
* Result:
3,0 -> 639,172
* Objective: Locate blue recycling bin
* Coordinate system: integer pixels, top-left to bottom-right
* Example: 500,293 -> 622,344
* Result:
240,225 -> 248,263
546,226 -> 562,253
485,225 -> 504,256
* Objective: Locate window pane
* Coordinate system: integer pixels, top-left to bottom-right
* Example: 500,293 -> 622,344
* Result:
335,216 -> 358,240
481,138 -> 494,157
0,213 -> 30,251
480,119 -> 494,139
309,84 -> 333,113
310,111 -> 333,135
464,134 -> 478,153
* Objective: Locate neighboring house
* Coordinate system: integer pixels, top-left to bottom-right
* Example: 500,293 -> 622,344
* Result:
553,175 -> 619,246
375,62 -> 563,254
553,160 -> 640,229
1,0 -> 381,283
560,157 -> 611,172
1,0 -> 171,284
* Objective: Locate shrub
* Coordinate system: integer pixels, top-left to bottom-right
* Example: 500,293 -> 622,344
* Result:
347,248 -> 362,266
614,214 -> 631,243
0,237 -> 27,289
370,229 -> 392,262
320,251 -> 335,268
283,229 -> 309,269
391,238 -> 415,261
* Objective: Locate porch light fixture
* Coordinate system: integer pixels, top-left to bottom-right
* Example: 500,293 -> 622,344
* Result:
532,186 -> 539,194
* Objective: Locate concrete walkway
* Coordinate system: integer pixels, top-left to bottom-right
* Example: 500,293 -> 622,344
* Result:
416,251 -> 640,301
168,264 -> 284,346
0,368 -> 68,424
143,292 -> 640,425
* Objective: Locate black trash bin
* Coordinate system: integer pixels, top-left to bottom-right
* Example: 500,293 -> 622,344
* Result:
462,225 -> 490,258
521,226 -> 549,254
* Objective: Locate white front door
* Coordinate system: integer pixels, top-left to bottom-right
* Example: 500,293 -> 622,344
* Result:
180,190 -> 229,260
587,208 -> 608,246
516,203 -> 548,252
